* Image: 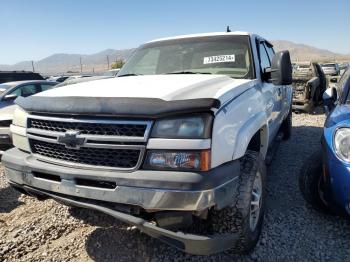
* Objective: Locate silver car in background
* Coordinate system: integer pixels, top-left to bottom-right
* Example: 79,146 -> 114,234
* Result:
321,63 -> 340,76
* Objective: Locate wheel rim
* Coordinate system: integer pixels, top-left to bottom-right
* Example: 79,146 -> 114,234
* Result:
250,172 -> 262,231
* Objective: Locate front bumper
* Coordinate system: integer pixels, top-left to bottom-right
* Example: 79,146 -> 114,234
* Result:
3,147 -> 241,255
292,99 -> 312,112
2,148 -> 240,212
10,184 -> 239,255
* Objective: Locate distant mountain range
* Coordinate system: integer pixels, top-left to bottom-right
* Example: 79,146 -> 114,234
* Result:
0,49 -> 135,75
271,41 -> 349,62
0,40 -> 349,75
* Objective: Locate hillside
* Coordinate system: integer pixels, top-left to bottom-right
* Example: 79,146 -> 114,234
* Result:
0,49 -> 135,74
272,40 -> 349,62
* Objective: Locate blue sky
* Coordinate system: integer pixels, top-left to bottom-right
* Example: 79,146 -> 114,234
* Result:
1,0 -> 348,64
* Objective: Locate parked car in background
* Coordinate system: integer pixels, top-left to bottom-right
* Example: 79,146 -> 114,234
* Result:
65,75 -> 92,81
47,75 -> 70,83
103,69 -> 120,77
0,71 -> 44,84
292,62 -> 326,112
55,75 -> 113,87
321,63 -> 340,76
299,68 -> 350,216
339,62 -> 349,76
0,80 -> 58,151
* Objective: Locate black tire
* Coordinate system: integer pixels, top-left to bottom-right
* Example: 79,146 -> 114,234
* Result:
210,151 -> 266,254
281,107 -> 292,140
298,150 -> 330,213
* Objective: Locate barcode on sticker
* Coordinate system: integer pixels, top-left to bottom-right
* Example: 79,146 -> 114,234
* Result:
203,54 -> 235,64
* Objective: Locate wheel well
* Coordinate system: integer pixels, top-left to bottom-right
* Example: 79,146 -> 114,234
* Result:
246,126 -> 268,158
247,131 -> 261,153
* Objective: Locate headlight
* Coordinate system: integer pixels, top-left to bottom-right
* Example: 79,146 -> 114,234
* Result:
143,150 -> 210,171
12,107 -> 28,127
334,128 -> 350,162
11,107 -> 30,152
151,114 -> 212,139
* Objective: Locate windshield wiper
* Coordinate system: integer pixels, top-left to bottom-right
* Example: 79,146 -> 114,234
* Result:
164,71 -> 212,75
117,73 -> 142,77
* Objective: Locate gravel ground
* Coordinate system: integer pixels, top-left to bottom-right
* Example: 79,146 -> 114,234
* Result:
1,111 -> 350,261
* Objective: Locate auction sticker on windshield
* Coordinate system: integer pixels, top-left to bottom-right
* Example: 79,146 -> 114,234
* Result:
203,54 -> 235,64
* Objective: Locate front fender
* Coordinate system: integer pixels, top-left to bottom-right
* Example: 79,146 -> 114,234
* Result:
211,86 -> 268,168
232,111 -> 269,160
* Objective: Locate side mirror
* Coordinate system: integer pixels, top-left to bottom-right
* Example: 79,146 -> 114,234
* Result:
323,88 -> 337,114
270,51 -> 293,85
3,94 -> 18,101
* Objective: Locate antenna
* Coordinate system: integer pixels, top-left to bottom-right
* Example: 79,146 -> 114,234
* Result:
226,26 -> 231,33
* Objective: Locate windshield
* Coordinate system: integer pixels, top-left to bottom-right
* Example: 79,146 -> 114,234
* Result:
118,35 -> 254,79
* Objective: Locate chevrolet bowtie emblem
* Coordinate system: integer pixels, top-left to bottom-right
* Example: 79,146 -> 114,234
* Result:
57,130 -> 86,149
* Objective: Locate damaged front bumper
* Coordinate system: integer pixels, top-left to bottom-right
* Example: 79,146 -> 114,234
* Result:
292,98 -> 312,111
2,148 -> 241,255
9,184 -> 239,255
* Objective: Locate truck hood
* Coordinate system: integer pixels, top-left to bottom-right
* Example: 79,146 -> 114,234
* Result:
37,75 -> 256,104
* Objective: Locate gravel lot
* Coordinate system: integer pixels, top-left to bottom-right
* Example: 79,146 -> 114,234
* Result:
1,111 -> 350,262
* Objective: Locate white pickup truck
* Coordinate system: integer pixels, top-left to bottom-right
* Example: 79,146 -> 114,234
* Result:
3,32 -> 293,255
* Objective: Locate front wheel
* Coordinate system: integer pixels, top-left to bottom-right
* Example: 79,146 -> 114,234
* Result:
210,150 -> 266,254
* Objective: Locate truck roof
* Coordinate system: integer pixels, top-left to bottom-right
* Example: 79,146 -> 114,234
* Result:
147,31 -> 253,44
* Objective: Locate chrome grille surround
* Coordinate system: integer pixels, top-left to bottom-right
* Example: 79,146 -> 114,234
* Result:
26,114 -> 152,171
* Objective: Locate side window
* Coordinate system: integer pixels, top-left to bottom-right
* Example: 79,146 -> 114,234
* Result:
266,45 -> 275,63
259,43 -> 271,71
10,84 -> 39,97
41,84 -> 56,92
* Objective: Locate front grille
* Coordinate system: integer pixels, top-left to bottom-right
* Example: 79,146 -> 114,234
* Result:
28,118 -> 147,137
30,139 -> 140,169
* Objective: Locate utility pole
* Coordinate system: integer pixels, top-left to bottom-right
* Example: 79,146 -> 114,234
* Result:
80,57 -> 83,73
31,61 -> 35,72
107,55 -> 110,70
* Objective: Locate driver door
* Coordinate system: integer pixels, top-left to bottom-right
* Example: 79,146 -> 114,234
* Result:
258,41 -> 283,143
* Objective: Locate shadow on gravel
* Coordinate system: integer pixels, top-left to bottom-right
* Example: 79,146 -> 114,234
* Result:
0,185 -> 23,213
69,207 -> 121,227
293,105 -> 325,116
85,227 -> 153,262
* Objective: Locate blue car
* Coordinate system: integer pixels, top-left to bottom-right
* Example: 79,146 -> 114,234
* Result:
299,68 -> 350,215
